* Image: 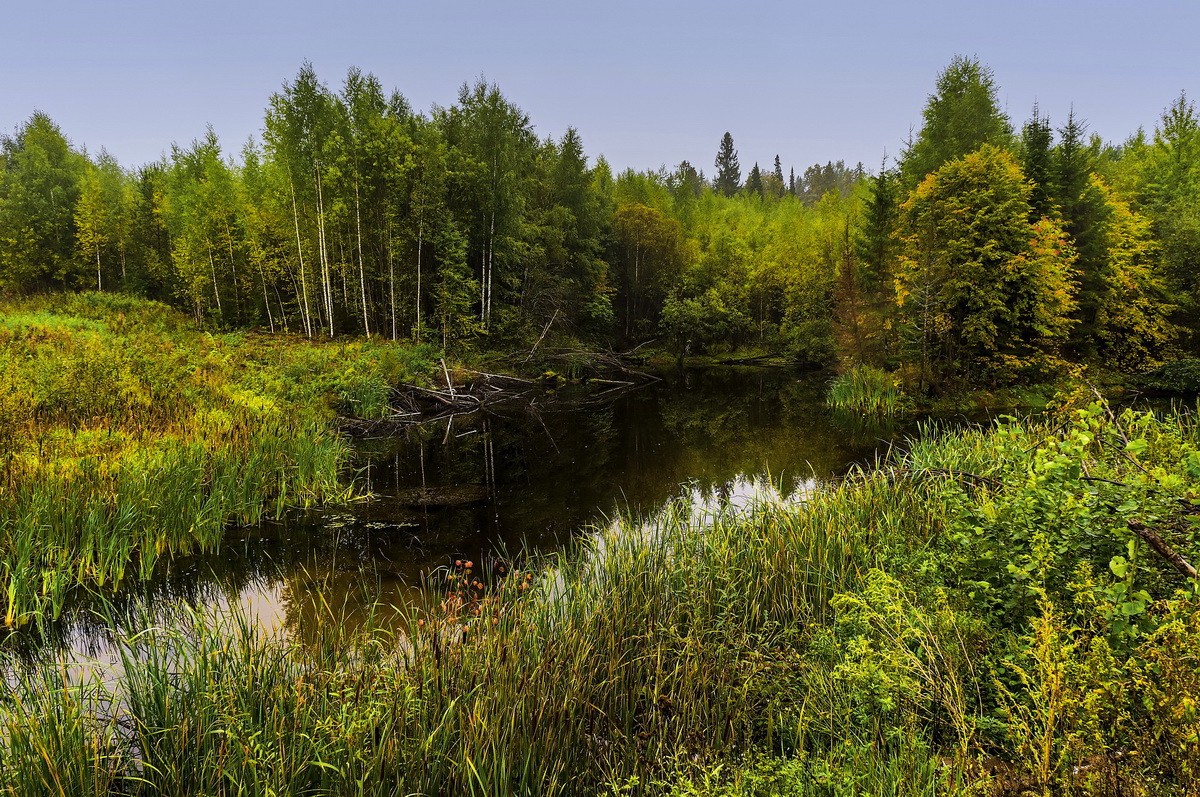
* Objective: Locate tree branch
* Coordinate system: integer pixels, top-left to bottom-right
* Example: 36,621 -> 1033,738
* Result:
1127,518 -> 1198,579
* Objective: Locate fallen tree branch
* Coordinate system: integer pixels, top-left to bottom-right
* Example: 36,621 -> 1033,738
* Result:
522,309 -> 559,363
1127,518 -> 1198,579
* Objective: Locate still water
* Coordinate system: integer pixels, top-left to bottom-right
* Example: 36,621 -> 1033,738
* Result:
26,367 -> 964,657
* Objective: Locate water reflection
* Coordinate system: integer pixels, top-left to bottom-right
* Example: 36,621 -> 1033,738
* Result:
12,368 -> 930,659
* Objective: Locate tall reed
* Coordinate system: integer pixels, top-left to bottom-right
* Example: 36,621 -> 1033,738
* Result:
827,365 -> 906,415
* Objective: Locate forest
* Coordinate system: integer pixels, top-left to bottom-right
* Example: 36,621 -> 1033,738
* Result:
4,56 -> 1195,387
2,57 -> 1200,796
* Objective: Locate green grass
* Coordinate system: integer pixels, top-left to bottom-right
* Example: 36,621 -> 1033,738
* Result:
826,365 -> 907,416
0,292 -> 439,627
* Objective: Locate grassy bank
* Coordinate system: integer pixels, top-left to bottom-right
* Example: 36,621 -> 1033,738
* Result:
0,292 -> 438,626
2,400 -> 1198,795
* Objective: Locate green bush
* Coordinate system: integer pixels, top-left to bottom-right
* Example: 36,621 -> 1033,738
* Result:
1139,358 -> 1200,394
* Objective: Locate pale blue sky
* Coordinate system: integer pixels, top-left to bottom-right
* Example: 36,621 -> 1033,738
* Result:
3,1 -> 1197,175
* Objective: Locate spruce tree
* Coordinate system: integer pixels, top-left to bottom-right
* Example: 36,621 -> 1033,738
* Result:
745,163 -> 764,196
901,55 -> 1013,183
856,164 -> 900,290
1054,109 -> 1094,224
1052,109 -> 1111,356
1018,104 -> 1055,221
713,132 -> 741,197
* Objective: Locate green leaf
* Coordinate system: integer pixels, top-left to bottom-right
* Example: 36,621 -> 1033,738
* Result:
1120,600 -> 1146,616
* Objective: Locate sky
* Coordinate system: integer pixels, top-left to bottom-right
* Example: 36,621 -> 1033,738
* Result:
3,0 -> 1198,177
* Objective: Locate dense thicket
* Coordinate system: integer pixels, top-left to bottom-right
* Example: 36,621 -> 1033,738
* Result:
1,58 -> 1198,388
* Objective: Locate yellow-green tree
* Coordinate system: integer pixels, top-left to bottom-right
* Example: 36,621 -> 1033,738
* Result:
74,167 -> 109,290
897,145 -> 1077,385
612,202 -> 684,339
1089,175 -> 1176,370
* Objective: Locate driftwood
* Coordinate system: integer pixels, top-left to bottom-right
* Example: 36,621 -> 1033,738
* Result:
485,343 -> 661,384
1127,518 -> 1199,579
340,354 -> 658,436
522,310 -> 559,363
715,353 -> 825,369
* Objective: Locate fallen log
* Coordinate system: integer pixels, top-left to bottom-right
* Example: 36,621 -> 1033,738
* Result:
1128,518 -> 1198,579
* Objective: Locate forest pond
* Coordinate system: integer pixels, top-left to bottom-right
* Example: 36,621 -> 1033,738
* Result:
34,367 -> 977,659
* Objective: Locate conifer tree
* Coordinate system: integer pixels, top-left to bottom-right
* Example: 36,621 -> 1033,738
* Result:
745,163 -> 764,196
856,163 -> 900,290
1137,92 -> 1200,312
1054,109 -> 1094,224
713,132 -> 741,197
1018,104 -> 1055,221
901,55 -> 1013,183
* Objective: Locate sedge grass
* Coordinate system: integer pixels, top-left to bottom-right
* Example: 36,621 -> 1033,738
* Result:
0,470 -> 912,795
827,364 -> 906,416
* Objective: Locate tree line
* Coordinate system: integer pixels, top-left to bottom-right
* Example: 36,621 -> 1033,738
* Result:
1,57 -> 1198,387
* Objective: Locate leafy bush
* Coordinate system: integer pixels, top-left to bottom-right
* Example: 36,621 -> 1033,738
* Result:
1139,358 -> 1200,394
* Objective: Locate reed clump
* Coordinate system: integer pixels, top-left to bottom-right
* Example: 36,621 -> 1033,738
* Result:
0,293 -> 437,627
826,364 -> 907,416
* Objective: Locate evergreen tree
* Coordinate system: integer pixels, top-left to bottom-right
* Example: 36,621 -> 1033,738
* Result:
1137,92 -> 1200,314
856,163 -> 900,291
846,163 -> 901,363
669,160 -> 704,200
745,163 -> 764,196
1046,108 -> 1115,354
713,132 -> 740,197
901,55 -> 1013,183
1018,104 -> 1055,221
1054,109 -> 1095,227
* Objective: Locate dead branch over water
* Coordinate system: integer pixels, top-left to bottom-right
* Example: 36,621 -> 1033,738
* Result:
339,347 -> 660,436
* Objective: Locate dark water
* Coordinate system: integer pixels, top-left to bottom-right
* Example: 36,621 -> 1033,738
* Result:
22,368 -> 947,657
